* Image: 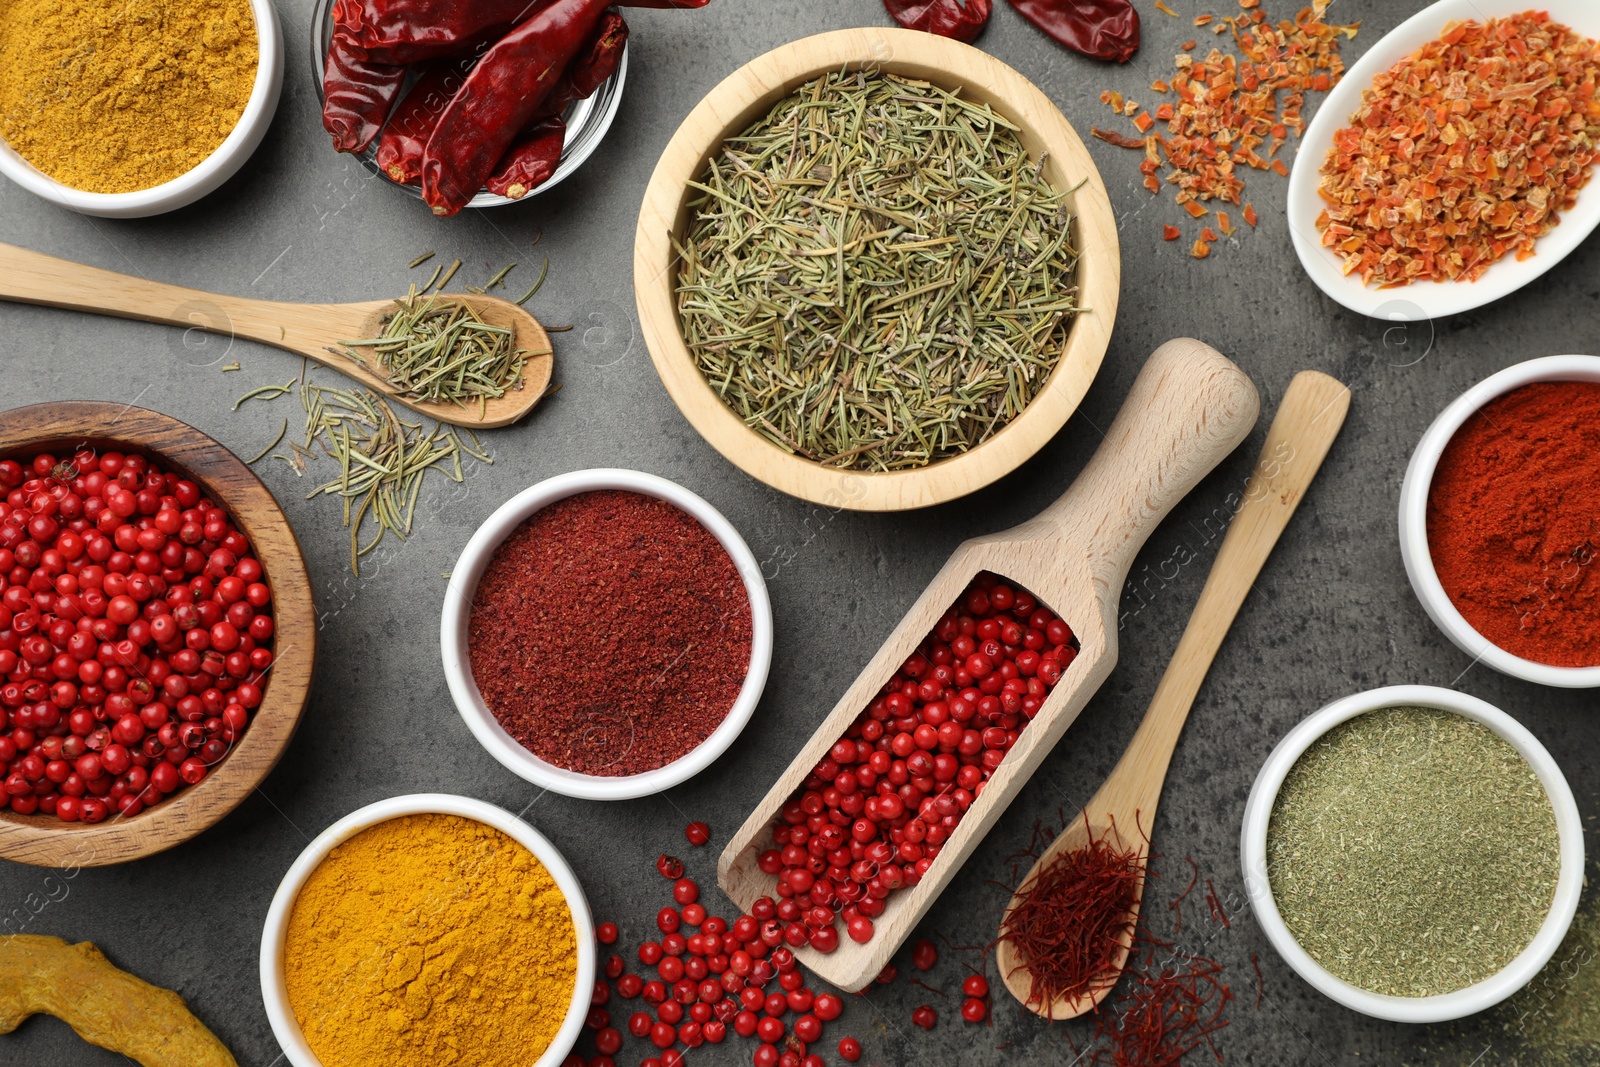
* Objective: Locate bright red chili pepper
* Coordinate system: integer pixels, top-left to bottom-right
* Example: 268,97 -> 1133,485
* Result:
1007,0 -> 1140,62
320,38 -> 406,153
883,0 -> 991,42
374,58 -> 476,184
420,0 -> 626,216
486,117 -> 566,199
333,0 -> 702,65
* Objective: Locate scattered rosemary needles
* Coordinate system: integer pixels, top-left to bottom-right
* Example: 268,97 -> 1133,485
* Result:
675,70 -> 1083,472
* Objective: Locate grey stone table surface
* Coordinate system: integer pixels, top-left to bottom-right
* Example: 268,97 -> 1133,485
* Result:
1,1 -> 1596,1064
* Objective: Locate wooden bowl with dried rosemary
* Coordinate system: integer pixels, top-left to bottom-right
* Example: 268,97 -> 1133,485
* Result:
0,402 -> 315,867
635,27 -> 1120,511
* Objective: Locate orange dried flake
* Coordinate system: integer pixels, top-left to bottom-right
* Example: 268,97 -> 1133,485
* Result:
1195,14 -> 1214,26
1155,0 -> 1178,14
1317,11 -> 1600,287
1191,239 -> 1212,258
1133,112 -> 1155,133
1163,224 -> 1183,240
1182,39 -> 1198,51
1243,203 -> 1258,227
1151,79 -> 1171,92
1200,226 -> 1220,241
1098,0 -> 1356,261
1217,211 -> 1234,234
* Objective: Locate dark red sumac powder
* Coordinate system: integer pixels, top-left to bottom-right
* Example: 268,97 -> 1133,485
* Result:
468,489 -> 753,776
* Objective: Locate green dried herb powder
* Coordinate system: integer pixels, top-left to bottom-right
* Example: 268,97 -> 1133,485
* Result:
675,70 -> 1082,471
1267,705 -> 1559,998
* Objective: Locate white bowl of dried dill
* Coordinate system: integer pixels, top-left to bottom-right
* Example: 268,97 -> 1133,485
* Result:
1241,685 -> 1584,1023
635,28 -> 1121,512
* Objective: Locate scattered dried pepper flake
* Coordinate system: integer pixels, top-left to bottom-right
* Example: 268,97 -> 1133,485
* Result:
1316,11 -> 1600,287
1155,103 -> 1174,120
1243,203 -> 1258,227
1163,224 -> 1183,240
1182,39 -> 1197,50
1200,226 -> 1220,242
1217,211 -> 1233,234
1133,111 -> 1155,132
1270,159 -> 1288,176
1239,0 -> 1258,7
1191,239 -> 1212,258
1183,200 -> 1208,218
1151,79 -> 1171,92
1123,99 -> 1139,116
1092,127 -> 1150,149
1194,14 -> 1213,25
1155,0 -> 1178,14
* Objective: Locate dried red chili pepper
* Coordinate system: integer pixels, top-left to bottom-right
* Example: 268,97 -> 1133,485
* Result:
420,0 -> 639,216
334,0 -> 702,65
1007,0 -> 1139,62
486,117 -> 566,199
374,59 -> 475,184
560,10 -> 629,102
1090,126 -> 1146,149
320,38 -> 406,153
883,0 -> 991,42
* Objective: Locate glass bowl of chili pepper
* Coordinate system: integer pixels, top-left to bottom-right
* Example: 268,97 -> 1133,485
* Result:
310,0 -> 629,212
1398,355 -> 1600,689
440,468 -> 773,801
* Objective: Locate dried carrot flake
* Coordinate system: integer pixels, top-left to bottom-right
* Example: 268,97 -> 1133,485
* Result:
1194,14 -> 1214,25
1200,227 -> 1220,242
1133,112 -> 1155,133
1192,240 -> 1212,258
1182,39 -> 1197,51
1183,200 -> 1209,218
1270,159 -> 1288,176
1239,0 -> 1258,7
1155,103 -> 1175,120
1217,212 -> 1233,234
1151,80 -> 1171,92
1155,0 -> 1178,14
1317,11 -> 1600,286
1163,225 -> 1183,241
1243,203 -> 1258,227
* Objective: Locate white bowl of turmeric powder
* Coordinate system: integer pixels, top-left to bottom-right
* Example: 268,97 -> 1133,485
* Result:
0,0 -> 282,217
259,793 -> 595,1067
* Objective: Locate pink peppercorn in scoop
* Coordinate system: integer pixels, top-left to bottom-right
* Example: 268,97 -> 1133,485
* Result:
441,469 -> 772,801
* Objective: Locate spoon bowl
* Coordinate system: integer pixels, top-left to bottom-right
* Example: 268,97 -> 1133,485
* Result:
0,241 -> 553,428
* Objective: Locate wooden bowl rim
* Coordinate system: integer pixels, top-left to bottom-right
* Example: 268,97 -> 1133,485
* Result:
0,402 -> 316,867
634,26 -> 1121,512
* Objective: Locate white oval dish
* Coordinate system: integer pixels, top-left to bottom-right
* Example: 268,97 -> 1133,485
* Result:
260,793 -> 595,1067
1286,0 -> 1600,322
441,469 -> 773,800
1399,355 -> 1600,688
1241,685 -> 1584,1024
308,0 -> 627,207
0,0 -> 284,218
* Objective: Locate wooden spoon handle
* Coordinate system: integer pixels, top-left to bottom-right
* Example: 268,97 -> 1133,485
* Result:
1107,370 -> 1351,809
0,241 -> 318,352
1033,338 -> 1260,591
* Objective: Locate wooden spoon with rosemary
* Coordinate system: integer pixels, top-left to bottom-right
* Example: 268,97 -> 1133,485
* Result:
0,241 -> 553,428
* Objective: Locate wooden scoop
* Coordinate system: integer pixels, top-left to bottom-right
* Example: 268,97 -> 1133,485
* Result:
996,369 -> 1351,1019
0,241 -> 552,428
719,339 -> 1261,992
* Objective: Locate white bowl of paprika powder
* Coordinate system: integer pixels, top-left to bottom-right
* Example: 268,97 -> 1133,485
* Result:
441,468 -> 774,801
1398,355 -> 1600,688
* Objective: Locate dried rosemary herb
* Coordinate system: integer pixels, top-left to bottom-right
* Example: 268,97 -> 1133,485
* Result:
675,70 -> 1082,472
1267,706 -> 1559,998
338,287 -> 528,410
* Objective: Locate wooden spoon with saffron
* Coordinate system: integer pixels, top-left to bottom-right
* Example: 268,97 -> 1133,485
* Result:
995,369 -> 1351,1020
0,241 -> 552,429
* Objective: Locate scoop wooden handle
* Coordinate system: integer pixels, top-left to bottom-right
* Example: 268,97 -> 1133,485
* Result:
1033,338 -> 1261,591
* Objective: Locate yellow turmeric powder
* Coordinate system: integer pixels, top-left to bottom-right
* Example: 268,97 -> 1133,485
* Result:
0,0 -> 257,193
284,814 -> 578,1067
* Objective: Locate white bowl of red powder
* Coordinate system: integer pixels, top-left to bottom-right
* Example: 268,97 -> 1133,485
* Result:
1399,355 -> 1600,688
441,469 -> 773,799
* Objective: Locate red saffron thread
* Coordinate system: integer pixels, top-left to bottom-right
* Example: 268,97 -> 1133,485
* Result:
1250,953 -> 1264,1011
1203,879 -> 1230,929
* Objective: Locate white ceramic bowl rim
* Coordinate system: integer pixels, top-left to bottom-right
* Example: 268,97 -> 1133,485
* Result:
259,793 -> 596,1067
440,469 -> 774,800
1240,685 -> 1585,1024
1398,355 -> 1600,689
0,0 -> 284,214
1286,0 -> 1600,322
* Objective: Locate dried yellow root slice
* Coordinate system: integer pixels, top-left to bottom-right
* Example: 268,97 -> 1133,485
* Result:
0,935 -> 236,1067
